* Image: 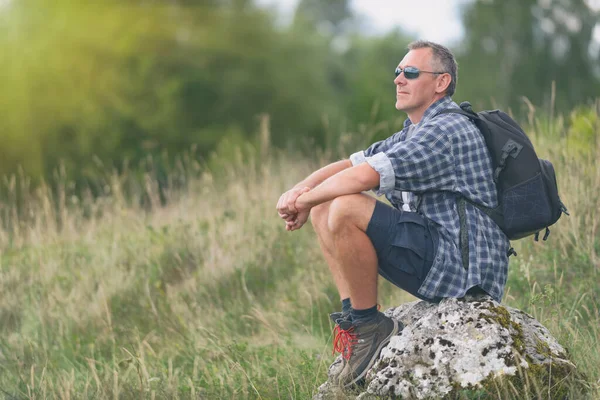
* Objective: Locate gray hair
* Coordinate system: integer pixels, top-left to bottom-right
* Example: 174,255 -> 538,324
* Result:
407,40 -> 458,97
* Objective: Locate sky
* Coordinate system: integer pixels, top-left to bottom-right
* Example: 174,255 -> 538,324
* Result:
255,0 -> 473,46
256,0 -> 600,57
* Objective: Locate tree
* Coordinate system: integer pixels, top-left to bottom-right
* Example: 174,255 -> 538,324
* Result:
0,0 -> 342,182
292,0 -> 353,36
456,0 -> 600,113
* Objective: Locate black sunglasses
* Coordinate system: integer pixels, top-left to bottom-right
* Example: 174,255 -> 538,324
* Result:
395,66 -> 446,80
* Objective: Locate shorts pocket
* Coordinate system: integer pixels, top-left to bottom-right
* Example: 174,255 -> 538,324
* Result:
383,220 -> 427,278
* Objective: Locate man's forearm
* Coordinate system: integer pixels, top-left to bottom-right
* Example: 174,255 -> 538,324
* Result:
294,159 -> 353,190
297,162 -> 380,209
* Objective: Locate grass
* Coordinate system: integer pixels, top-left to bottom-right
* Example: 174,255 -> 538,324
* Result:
0,105 -> 598,399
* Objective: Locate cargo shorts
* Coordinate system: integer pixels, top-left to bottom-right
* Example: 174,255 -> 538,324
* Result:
366,200 -> 440,302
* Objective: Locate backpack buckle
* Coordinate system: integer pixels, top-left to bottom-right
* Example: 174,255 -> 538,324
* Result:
559,200 -> 570,216
543,227 -> 550,241
535,228 -> 551,241
501,140 -> 523,159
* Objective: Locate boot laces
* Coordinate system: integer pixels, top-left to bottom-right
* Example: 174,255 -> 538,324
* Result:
332,325 -> 358,360
331,304 -> 380,360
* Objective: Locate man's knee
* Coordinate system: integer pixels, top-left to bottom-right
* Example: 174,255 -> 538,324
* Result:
328,194 -> 375,233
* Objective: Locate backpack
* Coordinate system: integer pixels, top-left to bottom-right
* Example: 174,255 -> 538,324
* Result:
437,102 -> 569,244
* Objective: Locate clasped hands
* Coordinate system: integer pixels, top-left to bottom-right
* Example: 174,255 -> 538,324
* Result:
276,186 -> 311,231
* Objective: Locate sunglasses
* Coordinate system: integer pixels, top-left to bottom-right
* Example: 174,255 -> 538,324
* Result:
395,66 -> 446,80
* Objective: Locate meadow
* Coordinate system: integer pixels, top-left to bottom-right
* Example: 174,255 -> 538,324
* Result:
0,104 -> 598,399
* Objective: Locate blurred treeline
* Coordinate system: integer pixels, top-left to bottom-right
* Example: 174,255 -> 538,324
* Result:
1,0 -> 599,187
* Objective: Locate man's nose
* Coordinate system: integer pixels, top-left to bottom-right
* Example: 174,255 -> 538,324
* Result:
394,74 -> 405,85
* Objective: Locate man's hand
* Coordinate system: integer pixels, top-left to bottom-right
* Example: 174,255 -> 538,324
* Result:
285,190 -> 312,231
276,186 -> 311,223
285,207 -> 310,231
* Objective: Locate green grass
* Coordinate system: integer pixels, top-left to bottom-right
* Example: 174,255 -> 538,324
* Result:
0,108 -> 598,399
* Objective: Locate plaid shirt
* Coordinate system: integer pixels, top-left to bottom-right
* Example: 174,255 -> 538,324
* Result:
350,96 -> 510,302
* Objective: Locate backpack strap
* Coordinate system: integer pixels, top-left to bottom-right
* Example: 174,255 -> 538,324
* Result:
435,101 -> 479,119
457,197 -> 470,271
437,103 -> 480,271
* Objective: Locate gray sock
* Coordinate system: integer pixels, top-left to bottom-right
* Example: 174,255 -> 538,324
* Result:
351,305 -> 378,325
341,298 -> 352,315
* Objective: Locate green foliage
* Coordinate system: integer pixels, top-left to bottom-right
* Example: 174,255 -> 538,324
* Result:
0,0 -> 342,184
337,31 -> 411,143
0,1 -> 189,181
566,102 -> 600,156
456,0 -> 600,114
1,0 -> 599,191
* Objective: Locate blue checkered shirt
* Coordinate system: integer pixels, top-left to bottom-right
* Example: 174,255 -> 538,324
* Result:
350,96 -> 510,302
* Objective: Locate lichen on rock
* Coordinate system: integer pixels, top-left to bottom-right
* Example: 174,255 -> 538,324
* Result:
314,294 -> 584,400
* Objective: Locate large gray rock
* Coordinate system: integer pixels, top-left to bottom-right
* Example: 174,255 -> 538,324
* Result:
315,295 -> 583,399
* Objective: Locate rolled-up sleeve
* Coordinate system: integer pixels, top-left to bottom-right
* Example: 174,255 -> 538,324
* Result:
350,150 -> 395,195
349,132 -> 403,194
349,150 -> 367,166
365,152 -> 395,196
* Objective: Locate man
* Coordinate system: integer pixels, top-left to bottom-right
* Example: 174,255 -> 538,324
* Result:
276,40 -> 510,387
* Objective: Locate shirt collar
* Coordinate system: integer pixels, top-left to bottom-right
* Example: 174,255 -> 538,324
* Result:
402,96 -> 453,129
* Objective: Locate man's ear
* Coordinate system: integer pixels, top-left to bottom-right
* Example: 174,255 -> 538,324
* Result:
435,73 -> 452,94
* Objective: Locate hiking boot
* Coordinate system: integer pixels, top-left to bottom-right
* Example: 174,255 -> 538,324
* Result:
328,314 -> 352,379
335,312 -> 401,387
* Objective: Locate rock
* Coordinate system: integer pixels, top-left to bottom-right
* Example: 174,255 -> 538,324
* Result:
314,294 -> 584,399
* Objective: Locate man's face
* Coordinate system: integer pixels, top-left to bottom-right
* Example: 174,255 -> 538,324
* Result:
394,48 -> 443,114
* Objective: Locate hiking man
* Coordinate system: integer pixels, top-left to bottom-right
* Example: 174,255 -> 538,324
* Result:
276,40 -> 510,387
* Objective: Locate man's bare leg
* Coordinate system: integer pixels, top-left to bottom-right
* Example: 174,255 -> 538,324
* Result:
311,201 -> 351,300
311,194 -> 378,309
326,194 -> 378,310
314,194 -> 400,387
